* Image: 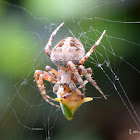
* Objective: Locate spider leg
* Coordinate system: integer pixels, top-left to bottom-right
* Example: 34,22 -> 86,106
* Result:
53,83 -> 60,93
78,68 -> 92,88
46,66 -> 58,75
79,30 -> 106,65
78,80 -> 88,89
45,22 -> 64,57
68,61 -> 85,96
78,65 -> 107,100
45,66 -> 60,93
86,68 -> 93,75
34,70 -> 60,107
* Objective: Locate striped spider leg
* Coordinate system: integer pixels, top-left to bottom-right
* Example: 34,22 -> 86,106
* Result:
34,68 -> 60,108
45,22 -> 64,57
78,65 -> 107,100
79,30 -> 106,65
78,30 -> 107,99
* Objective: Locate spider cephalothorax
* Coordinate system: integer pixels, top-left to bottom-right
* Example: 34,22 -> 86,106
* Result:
34,22 -> 107,120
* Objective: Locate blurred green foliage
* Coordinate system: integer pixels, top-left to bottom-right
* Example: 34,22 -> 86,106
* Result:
0,19 -> 35,77
23,0 -> 88,20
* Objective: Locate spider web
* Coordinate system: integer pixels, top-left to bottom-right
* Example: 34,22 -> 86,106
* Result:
0,0 -> 140,140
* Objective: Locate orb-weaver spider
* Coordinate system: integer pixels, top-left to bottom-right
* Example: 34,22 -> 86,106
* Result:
34,22 -> 107,120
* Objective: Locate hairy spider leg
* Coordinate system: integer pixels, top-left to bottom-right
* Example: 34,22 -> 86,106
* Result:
86,68 -> 93,75
78,68 -> 93,88
46,66 -> 58,75
34,70 -> 60,108
45,22 -> 64,57
68,61 -> 85,96
79,30 -> 106,65
78,65 -> 107,100
45,66 -> 60,93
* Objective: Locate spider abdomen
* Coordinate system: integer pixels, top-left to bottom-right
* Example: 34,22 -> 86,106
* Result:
50,37 -> 85,67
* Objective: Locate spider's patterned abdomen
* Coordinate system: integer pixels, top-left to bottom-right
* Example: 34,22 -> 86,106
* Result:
50,37 -> 85,67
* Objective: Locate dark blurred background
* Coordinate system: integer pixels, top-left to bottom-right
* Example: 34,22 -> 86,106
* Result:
0,0 -> 140,140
